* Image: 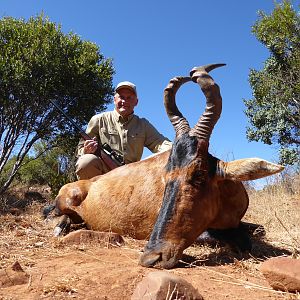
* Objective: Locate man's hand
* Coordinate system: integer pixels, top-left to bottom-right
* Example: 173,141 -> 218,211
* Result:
83,137 -> 98,154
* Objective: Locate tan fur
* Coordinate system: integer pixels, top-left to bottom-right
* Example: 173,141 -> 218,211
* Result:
55,149 -> 283,240
219,158 -> 284,181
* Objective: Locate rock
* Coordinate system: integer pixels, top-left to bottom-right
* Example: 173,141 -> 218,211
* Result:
61,229 -> 125,247
0,261 -> 29,287
260,257 -> 300,292
11,261 -> 23,272
131,271 -> 203,300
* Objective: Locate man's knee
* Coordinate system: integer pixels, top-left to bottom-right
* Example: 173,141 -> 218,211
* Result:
75,154 -> 108,180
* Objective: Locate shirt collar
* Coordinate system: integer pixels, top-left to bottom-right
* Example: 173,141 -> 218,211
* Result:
113,109 -> 134,124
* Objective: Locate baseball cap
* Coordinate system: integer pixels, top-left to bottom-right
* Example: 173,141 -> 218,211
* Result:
115,81 -> 137,96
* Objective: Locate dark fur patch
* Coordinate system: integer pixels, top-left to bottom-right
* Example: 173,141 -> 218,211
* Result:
146,179 -> 180,249
166,134 -> 198,172
208,154 -> 218,177
187,167 -> 207,187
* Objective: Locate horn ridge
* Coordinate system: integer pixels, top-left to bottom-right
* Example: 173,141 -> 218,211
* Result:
164,76 -> 192,138
189,64 -> 224,140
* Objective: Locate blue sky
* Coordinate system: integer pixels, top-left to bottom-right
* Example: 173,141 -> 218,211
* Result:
1,1 -> 298,170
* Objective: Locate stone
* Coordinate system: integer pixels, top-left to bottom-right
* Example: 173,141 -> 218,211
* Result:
260,257 -> 300,292
131,270 -> 203,300
61,229 -> 125,246
0,261 -> 29,287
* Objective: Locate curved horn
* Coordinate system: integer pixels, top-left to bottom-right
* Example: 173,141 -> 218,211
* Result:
164,76 -> 192,138
189,63 -> 225,140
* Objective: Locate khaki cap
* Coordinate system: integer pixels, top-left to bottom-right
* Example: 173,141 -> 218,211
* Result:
115,81 -> 137,96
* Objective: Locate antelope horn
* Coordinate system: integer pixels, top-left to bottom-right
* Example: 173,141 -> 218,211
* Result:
164,76 -> 192,138
190,63 -> 226,77
189,63 -> 225,140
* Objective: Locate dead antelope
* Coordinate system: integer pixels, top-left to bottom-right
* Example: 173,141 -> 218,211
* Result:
51,64 -> 283,269
139,64 -> 284,268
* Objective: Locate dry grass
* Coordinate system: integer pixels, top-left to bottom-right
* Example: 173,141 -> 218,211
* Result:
0,202 -> 63,270
244,173 -> 300,256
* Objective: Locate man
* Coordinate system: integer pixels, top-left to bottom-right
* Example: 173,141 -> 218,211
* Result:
75,81 -> 172,179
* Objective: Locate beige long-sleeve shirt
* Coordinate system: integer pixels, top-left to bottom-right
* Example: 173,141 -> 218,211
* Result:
77,110 -> 172,164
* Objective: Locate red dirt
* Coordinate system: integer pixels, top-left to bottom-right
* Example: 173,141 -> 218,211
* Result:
0,218 -> 298,300
0,186 -> 299,299
1,244 -> 297,300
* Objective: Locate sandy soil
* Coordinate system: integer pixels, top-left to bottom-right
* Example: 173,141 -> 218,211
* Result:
0,185 -> 299,300
0,210 -> 298,300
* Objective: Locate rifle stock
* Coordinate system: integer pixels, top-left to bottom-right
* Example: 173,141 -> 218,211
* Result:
50,100 -> 123,170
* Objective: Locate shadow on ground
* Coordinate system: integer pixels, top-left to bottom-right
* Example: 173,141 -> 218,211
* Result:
179,236 -> 293,268
0,186 -> 52,215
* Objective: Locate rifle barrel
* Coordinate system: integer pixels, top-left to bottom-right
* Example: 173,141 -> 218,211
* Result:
49,99 -> 123,169
50,99 -> 91,140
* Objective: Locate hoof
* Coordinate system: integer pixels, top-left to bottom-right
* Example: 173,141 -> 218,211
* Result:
53,226 -> 63,237
42,204 -> 55,219
53,215 -> 71,237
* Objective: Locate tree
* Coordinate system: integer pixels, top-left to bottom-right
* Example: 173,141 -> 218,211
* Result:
0,14 -> 114,193
17,141 -> 76,195
244,0 -> 300,166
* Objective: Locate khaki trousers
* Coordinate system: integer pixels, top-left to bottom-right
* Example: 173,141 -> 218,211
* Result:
75,154 -> 110,180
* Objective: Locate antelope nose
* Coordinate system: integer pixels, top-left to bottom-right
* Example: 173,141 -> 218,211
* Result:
139,252 -> 161,268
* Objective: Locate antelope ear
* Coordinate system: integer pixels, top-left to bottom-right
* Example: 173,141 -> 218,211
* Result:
218,158 -> 284,181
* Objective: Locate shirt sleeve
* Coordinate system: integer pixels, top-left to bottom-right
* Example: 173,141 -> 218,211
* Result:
143,118 -> 172,153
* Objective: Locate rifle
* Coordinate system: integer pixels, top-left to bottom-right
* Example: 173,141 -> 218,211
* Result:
50,99 -> 124,170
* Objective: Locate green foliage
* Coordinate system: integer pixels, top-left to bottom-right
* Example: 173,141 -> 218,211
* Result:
0,14 -> 114,192
21,142 -> 76,195
1,141 -> 76,196
244,1 -> 300,166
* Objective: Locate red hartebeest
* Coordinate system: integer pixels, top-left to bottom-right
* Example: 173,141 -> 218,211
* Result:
51,64 -> 283,270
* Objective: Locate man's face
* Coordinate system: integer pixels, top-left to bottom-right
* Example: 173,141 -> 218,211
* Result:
114,88 -> 138,117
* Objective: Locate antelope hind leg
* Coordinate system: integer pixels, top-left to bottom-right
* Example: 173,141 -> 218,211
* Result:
53,214 -> 71,237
